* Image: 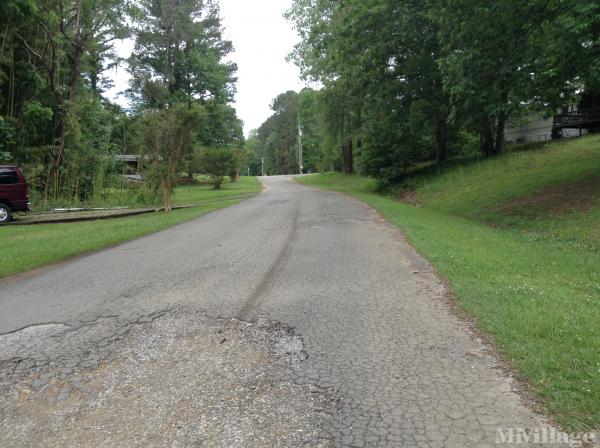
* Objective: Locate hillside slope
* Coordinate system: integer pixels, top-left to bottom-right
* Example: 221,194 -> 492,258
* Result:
297,135 -> 600,431
400,135 -> 600,251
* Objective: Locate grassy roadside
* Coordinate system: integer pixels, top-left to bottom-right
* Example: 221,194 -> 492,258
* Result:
297,137 -> 600,431
173,176 -> 261,204
0,177 -> 260,279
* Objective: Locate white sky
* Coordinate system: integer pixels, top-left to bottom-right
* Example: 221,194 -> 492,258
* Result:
105,0 -> 304,136
220,0 -> 304,134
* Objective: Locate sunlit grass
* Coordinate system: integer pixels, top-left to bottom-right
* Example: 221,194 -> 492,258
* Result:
1,177 -> 261,278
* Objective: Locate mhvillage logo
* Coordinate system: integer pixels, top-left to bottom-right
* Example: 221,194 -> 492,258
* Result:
496,427 -> 597,447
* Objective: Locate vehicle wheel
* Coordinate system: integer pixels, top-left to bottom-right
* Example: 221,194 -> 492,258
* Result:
0,204 -> 12,224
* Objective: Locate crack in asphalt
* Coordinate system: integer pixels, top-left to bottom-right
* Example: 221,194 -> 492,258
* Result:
0,321 -> 72,337
0,308 -> 337,448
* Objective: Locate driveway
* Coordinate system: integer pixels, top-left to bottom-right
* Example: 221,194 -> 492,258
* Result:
0,176 -> 561,447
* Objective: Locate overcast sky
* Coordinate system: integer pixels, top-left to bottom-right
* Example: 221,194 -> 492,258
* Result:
105,0 -> 304,136
220,0 -> 304,135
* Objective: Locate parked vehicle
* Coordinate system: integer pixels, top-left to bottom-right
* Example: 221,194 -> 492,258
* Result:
0,166 -> 30,224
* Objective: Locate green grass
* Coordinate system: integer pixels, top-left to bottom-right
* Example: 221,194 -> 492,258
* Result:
173,176 -> 260,204
397,136 -> 600,251
27,175 -> 260,211
0,177 -> 261,278
297,136 -> 600,431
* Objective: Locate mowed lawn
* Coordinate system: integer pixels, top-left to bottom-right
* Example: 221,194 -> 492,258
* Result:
173,176 -> 261,204
298,136 -> 600,431
0,177 -> 260,279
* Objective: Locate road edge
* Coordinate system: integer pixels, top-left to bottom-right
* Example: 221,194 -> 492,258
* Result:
0,193 -> 261,286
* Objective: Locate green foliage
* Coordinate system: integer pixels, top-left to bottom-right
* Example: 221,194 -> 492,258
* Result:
228,148 -> 244,182
250,88 -> 332,176
0,117 -> 14,160
138,103 -> 206,210
297,89 -> 328,172
243,131 -> 263,176
127,0 -> 243,204
129,0 -> 236,108
533,1 -> 600,107
0,152 -> 11,164
200,148 -> 236,190
287,0 -> 600,180
0,0 -> 242,211
198,102 -> 244,149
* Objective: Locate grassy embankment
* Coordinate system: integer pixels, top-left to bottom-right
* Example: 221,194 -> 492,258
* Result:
0,177 -> 260,279
298,136 -> 600,431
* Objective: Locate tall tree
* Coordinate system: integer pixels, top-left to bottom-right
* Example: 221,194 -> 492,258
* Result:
434,0 -> 552,156
288,0 -> 451,178
287,0 -> 362,173
533,1 -> 600,110
255,91 -> 300,175
1,0 -> 127,197
129,0 -> 241,207
297,88 -> 326,172
129,0 -> 236,108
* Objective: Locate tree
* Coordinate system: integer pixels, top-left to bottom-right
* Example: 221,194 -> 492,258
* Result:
288,0 -> 591,178
140,103 -> 205,210
129,0 -> 241,206
129,0 -> 236,108
287,0 -> 449,178
255,91 -> 300,175
2,0 -> 127,198
434,0 -> 552,156
288,0 -> 364,174
243,130 -> 264,176
1,0 -> 245,210
297,88 -> 326,172
200,148 -> 235,190
533,1 -> 600,110
229,148 -> 244,182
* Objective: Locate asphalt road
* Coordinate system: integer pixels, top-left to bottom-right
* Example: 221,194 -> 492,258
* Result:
0,176 -> 561,447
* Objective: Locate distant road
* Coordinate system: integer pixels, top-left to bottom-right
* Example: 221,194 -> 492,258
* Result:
0,175 -> 555,447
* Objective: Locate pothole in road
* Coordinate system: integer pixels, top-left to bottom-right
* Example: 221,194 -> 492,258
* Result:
0,310 -> 334,448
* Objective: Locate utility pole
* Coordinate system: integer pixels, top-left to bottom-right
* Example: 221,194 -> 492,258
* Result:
298,122 -> 303,175
261,156 -> 265,177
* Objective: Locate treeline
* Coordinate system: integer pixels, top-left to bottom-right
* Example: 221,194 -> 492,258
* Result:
245,88 -> 334,176
252,1 -> 599,182
0,0 -> 243,208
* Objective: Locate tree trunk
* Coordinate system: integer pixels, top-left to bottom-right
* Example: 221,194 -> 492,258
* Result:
494,110 -> 507,154
47,117 -> 68,199
47,1 -> 85,199
480,115 -> 495,157
342,136 -> 353,173
435,111 -> 448,162
339,113 -> 353,174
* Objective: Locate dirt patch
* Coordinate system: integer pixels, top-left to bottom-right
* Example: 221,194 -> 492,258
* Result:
0,310 -> 334,448
500,176 -> 600,217
395,189 -> 422,206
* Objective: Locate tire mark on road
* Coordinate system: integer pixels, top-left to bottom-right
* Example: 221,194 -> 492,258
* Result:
237,199 -> 300,320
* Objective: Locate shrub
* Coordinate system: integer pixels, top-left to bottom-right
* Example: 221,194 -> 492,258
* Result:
200,149 -> 235,190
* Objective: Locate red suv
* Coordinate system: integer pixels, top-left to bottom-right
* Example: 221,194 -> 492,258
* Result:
0,166 -> 30,224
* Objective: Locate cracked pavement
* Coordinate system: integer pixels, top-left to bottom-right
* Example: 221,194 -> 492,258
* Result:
0,176 -> 570,447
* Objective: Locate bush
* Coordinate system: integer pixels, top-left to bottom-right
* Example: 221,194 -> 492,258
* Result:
200,149 -> 235,190
229,148 -> 244,182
